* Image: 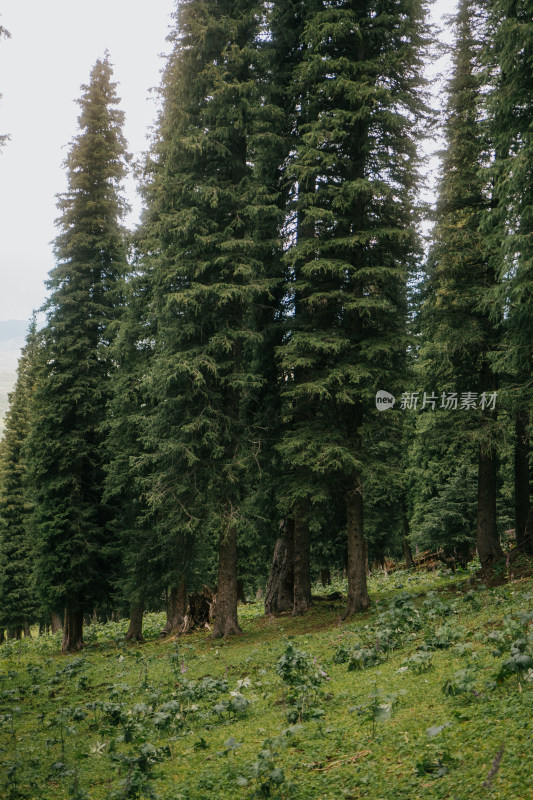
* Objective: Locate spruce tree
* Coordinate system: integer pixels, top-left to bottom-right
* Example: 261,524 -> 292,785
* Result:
276,0 -> 428,616
103,267 -> 156,642
0,320 -> 40,639
486,0 -> 533,553
26,56 -> 129,652
141,0 -> 278,637
416,0 -> 504,568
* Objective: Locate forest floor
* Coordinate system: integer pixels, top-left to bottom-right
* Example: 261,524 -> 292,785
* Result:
1,559 -> 532,800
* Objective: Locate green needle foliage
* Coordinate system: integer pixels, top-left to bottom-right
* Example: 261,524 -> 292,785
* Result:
276,0 -> 429,616
414,0 -> 504,567
103,266 -> 159,640
140,0 -> 279,637
25,55 -> 130,652
485,0 -> 533,553
0,320 -> 40,639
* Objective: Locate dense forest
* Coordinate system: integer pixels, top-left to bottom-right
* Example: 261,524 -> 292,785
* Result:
0,0 -> 532,654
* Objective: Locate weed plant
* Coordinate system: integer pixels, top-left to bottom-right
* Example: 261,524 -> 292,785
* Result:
0,568 -> 531,799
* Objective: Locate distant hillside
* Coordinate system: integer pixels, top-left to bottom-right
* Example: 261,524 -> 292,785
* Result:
0,319 -> 28,435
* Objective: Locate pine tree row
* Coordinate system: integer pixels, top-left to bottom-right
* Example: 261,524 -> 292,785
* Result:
0,0 -> 531,651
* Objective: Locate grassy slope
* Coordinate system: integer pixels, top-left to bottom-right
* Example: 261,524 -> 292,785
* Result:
0,565 -> 531,800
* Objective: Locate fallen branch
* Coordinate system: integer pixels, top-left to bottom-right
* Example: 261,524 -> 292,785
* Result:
482,745 -> 504,789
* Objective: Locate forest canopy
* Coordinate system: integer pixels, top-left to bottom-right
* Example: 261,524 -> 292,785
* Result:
0,0 -> 532,652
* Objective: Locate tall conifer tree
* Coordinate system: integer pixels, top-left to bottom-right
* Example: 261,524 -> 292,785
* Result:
416,0 -> 503,568
0,320 -> 40,639
486,0 -> 533,552
142,0 -> 278,637
276,0 -> 428,616
26,56 -> 129,652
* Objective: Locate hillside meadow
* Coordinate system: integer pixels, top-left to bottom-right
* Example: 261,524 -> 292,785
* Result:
0,563 -> 532,800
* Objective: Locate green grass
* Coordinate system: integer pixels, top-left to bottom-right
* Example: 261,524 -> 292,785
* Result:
1,565 -> 532,800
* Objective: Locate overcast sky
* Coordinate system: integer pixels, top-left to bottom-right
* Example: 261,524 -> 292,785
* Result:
0,0 -> 175,321
0,0 -> 453,325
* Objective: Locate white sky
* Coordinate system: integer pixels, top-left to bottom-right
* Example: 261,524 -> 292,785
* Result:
0,0 -> 454,325
0,0 -> 175,321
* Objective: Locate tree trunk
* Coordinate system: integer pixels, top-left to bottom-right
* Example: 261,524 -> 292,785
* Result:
524,504 -> 533,554
402,513 -> 415,568
24,621 -> 32,638
476,445 -> 503,568
342,478 -> 369,619
320,567 -> 331,587
212,526 -> 242,638
292,501 -> 312,615
264,519 -> 294,615
61,604 -> 84,653
181,587 -> 214,633
0,628 -> 4,645
164,581 -> 188,636
7,627 -> 22,640
515,410 -> 531,553
125,601 -> 145,643
50,612 -> 63,633
237,578 -> 247,605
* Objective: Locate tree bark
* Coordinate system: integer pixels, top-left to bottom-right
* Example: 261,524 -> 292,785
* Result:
402,513 -> 415,568
514,410 -> 531,553
181,587 -> 214,633
212,526 -> 242,638
320,567 -> 331,587
125,600 -> 145,643
264,519 -> 294,615
292,500 -> 312,615
164,581 -> 188,636
50,612 -> 63,633
237,578 -> 247,605
524,504 -> 533,554
476,444 -> 503,568
61,604 -> 84,653
342,478 -> 369,619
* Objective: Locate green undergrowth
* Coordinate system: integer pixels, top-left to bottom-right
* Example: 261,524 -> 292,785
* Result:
1,566 -> 532,800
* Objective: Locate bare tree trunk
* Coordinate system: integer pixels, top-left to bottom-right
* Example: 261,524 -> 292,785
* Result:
181,587 -> 215,633
292,500 -> 312,615
515,410 -> 531,553
61,604 -> 84,653
50,613 -> 63,633
402,513 -> 415,568
264,519 -> 294,614
320,568 -> 331,587
164,581 -> 188,636
212,526 -> 242,638
7,627 -> 22,640
237,578 -> 247,605
524,504 -> 533,554
125,601 -> 145,643
477,445 -> 503,568
342,478 -> 369,619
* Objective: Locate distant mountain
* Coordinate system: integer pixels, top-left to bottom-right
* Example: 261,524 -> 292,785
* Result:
0,319 -> 28,435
